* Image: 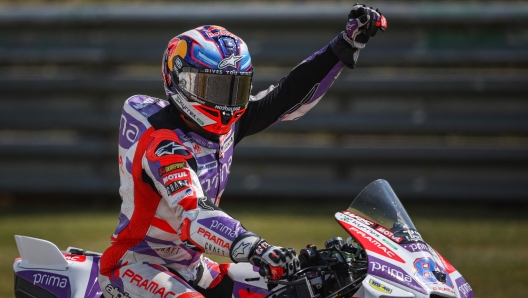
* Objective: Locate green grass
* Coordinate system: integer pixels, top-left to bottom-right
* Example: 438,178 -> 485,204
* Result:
2,201 -> 527,297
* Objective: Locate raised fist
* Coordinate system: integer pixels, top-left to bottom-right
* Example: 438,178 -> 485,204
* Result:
344,3 -> 387,49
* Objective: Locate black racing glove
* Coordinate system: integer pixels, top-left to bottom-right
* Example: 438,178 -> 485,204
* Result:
331,3 -> 387,68
345,4 -> 387,48
230,232 -> 300,280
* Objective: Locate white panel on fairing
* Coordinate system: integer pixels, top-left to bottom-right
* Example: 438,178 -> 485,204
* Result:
14,235 -> 69,271
226,262 -> 267,287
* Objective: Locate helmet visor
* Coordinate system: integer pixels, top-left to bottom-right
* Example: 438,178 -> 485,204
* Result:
178,68 -> 252,107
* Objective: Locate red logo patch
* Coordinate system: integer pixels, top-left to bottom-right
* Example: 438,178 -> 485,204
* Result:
193,144 -> 202,154
63,254 -> 86,262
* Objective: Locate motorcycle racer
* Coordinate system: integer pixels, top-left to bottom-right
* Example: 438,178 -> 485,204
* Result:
99,5 -> 386,298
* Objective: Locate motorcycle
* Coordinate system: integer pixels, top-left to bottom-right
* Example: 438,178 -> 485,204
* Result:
13,179 -> 475,298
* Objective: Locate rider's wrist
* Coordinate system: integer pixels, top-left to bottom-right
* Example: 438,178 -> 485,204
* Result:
229,232 -> 262,263
330,33 -> 360,69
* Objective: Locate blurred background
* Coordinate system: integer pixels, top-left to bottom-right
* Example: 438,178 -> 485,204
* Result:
1,0 -> 528,297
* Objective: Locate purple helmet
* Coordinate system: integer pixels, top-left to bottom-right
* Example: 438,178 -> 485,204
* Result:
162,25 -> 253,135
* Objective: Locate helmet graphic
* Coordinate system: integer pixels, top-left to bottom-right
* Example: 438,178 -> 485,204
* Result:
162,25 -> 253,135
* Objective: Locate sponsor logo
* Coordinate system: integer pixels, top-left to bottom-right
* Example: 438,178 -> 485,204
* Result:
197,227 -> 230,249
172,95 -> 205,126
155,142 -> 186,157
347,225 -> 401,261
198,161 -> 218,173
346,22 -> 358,32
381,238 -> 398,250
210,219 -> 239,239
254,240 -> 270,255
376,226 -> 403,243
405,242 -> 429,253
154,247 -> 180,255
205,242 -> 228,256
214,105 -> 241,112
349,221 -> 380,239
171,188 -> 193,205
182,240 -> 200,251
131,97 -> 158,110
458,282 -> 473,298
175,57 -> 182,70
105,284 -> 131,298
162,170 -> 188,184
122,269 -> 176,298
371,261 -> 413,284
179,134 -> 193,143
342,211 -> 375,227
232,241 -> 252,259
218,54 -> 244,69
32,273 -> 68,289
347,218 -> 381,239
193,144 -> 202,155
406,229 -> 423,241
63,254 -> 86,262
221,135 -> 234,152
433,286 -> 456,295
193,137 -> 215,149
165,180 -> 189,195
205,29 -> 239,39
369,279 -> 392,294
158,162 -> 185,176
120,115 -> 139,143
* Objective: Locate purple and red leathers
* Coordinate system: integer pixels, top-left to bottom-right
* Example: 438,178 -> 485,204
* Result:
98,9 -> 386,298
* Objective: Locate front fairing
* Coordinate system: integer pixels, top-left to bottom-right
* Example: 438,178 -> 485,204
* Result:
335,180 -> 474,298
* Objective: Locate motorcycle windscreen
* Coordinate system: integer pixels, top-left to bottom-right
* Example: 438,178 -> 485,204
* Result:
348,179 -> 421,242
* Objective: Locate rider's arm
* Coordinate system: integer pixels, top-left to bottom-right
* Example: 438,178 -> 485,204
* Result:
143,131 -> 299,279
234,4 -> 385,144
142,129 -> 247,258
233,40 -> 344,143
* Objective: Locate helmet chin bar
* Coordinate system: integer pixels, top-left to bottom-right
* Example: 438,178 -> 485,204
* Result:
221,110 -> 233,125
196,104 -> 245,135
171,92 -> 245,136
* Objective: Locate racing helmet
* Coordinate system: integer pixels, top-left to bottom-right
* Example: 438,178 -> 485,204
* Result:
162,25 -> 253,135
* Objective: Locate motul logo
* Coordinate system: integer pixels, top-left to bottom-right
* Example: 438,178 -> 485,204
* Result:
162,171 -> 188,184
376,226 -> 403,243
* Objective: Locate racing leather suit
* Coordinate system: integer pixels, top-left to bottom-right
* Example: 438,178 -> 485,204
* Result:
98,36 -> 348,298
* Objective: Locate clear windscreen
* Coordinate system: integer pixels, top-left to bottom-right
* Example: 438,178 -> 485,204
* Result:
348,180 -> 422,242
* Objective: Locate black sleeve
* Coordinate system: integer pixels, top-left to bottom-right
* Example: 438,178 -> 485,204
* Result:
233,44 -> 342,145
